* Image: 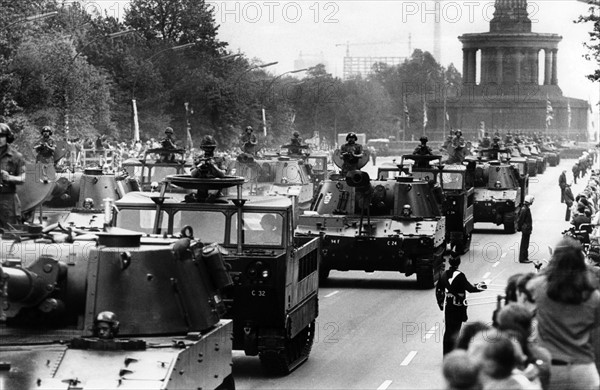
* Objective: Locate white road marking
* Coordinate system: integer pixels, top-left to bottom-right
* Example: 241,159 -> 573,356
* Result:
492,261 -> 500,268
400,351 -> 418,366
377,380 -> 393,390
324,291 -> 339,298
501,253 -> 507,258
483,272 -> 491,279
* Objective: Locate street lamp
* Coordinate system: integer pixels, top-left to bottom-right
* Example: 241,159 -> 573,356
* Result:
71,29 -> 137,63
2,11 -> 58,31
263,67 -> 313,100
231,61 -> 278,85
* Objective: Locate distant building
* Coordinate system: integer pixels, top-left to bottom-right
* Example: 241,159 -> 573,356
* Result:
342,56 -> 405,80
429,0 -> 588,141
294,51 -> 329,72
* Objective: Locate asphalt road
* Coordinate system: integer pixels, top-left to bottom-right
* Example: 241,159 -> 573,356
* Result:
234,156 -> 589,390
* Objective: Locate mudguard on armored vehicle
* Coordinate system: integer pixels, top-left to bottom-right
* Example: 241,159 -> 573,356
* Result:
472,160 -> 522,233
297,168 -> 446,289
112,175 -> 320,375
0,227 -> 234,389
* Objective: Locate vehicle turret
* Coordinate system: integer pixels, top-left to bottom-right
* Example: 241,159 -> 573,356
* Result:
0,228 -> 234,389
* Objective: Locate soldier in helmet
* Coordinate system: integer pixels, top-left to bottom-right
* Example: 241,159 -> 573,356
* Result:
287,131 -> 306,155
340,132 -> 364,176
160,127 -> 178,162
414,136 -> 433,156
241,126 -> 258,155
191,135 -> 225,179
34,126 -> 56,164
447,129 -> 466,164
93,311 -> 119,339
0,123 -> 26,229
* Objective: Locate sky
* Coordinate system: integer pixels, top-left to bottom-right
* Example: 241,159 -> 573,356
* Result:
95,0 -> 600,114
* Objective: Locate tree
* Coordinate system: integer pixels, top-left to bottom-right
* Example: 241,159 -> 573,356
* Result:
577,3 -> 600,81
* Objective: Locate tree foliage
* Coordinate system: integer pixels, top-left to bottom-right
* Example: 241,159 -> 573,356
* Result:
577,3 -> 600,81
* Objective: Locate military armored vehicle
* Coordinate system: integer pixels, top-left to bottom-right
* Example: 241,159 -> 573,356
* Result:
0,225 -> 235,389
226,154 -> 315,209
113,175 -> 320,375
526,143 -> 548,173
476,148 -> 529,206
510,144 -> 538,177
388,154 -> 475,254
539,142 -> 560,166
472,160 -> 522,233
122,148 -> 190,190
296,166 -> 446,289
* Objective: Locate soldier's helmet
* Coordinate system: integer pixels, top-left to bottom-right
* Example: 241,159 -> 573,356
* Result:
401,204 -> 412,216
164,127 -> 174,134
420,136 -> 428,143
292,131 -> 300,137
93,311 -> 120,338
245,126 -> 253,132
82,198 -> 94,209
524,195 -> 535,205
41,126 -> 52,136
346,132 -> 358,141
455,129 -> 463,137
0,123 -> 15,143
200,135 -> 217,151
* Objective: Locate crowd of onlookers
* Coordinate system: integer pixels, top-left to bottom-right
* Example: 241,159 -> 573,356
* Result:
442,236 -> 600,390
442,149 -> 600,390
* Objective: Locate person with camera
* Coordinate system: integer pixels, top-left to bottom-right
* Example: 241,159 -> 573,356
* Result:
0,123 -> 26,228
34,126 -> 56,164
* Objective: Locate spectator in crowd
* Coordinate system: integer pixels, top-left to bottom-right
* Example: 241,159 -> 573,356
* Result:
527,237 -> 600,390
497,304 -> 551,390
563,183 -> 574,222
442,349 -> 482,390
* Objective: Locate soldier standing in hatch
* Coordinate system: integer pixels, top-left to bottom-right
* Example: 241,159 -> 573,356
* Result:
241,126 -> 258,155
160,127 -> 177,162
287,131 -> 305,155
413,136 -> 433,155
340,132 -> 364,176
0,123 -> 26,228
34,126 -> 56,164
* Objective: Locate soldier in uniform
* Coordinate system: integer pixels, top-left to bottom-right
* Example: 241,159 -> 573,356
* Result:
414,136 -> 433,155
93,311 -> 119,339
0,123 -> 26,229
34,126 -> 56,164
436,253 -> 486,355
241,126 -> 258,155
447,129 -> 466,164
517,195 -> 534,263
479,132 -> 491,148
287,131 -> 305,155
340,132 -> 364,176
191,135 -> 225,179
159,127 -> 177,162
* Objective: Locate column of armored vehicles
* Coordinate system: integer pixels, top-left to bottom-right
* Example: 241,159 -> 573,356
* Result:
0,139 -> 551,389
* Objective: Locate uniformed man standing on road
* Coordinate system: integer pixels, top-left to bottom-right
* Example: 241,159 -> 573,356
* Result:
558,169 -> 567,203
34,126 -> 56,164
436,253 -> 486,355
0,123 -> 26,228
517,195 -> 534,263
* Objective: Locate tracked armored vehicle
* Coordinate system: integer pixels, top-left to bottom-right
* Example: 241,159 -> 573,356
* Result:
113,175 -> 320,375
472,160 -> 522,233
0,224 -> 234,389
380,155 -> 475,254
227,154 -> 315,209
476,148 -> 529,206
296,164 -> 446,289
